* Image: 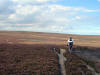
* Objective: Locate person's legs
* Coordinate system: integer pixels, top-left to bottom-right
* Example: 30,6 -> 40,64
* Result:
68,45 -> 70,52
70,45 -> 72,53
68,45 -> 71,53
70,45 -> 73,53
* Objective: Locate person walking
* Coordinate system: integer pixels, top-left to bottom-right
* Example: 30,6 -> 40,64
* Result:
68,37 -> 74,53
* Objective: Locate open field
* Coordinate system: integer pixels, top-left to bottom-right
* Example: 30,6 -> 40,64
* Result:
0,31 -> 100,47
0,31 -> 100,75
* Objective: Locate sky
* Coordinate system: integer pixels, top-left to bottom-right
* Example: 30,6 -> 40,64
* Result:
0,0 -> 100,35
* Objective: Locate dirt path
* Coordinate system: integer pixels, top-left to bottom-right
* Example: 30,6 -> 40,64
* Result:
87,65 -> 100,75
75,50 -> 100,75
54,48 -> 67,75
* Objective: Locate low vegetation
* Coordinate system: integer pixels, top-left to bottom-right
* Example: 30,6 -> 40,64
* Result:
64,46 -> 93,75
73,46 -> 100,73
0,43 -> 96,75
80,57 -> 99,73
0,44 -> 61,75
0,31 -> 100,75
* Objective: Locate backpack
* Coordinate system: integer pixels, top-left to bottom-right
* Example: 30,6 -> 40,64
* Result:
69,42 -> 73,46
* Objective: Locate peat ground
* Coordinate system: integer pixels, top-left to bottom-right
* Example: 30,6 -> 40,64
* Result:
0,44 -> 62,75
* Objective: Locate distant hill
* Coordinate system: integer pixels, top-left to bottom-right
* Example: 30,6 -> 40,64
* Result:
0,31 -> 100,47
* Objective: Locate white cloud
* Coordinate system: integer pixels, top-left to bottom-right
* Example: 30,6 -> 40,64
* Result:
12,0 -> 57,4
98,0 -> 100,2
7,3 -> 100,33
75,16 -> 81,20
0,0 -> 100,34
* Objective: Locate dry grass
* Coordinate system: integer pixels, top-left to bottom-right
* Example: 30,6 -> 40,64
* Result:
0,31 -> 100,47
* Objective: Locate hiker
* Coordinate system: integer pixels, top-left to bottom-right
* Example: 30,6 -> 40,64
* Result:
68,37 -> 74,53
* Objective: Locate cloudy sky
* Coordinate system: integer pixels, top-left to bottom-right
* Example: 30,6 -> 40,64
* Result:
0,0 -> 100,35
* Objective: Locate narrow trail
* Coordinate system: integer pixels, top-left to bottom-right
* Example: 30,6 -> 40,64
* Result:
54,48 -> 67,75
87,65 -> 100,75
75,50 -> 100,75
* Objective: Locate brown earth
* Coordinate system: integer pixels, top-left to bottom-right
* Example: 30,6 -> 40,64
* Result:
0,31 -> 100,47
0,44 -> 61,75
64,46 -> 93,75
74,46 -> 100,73
0,31 -> 100,75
